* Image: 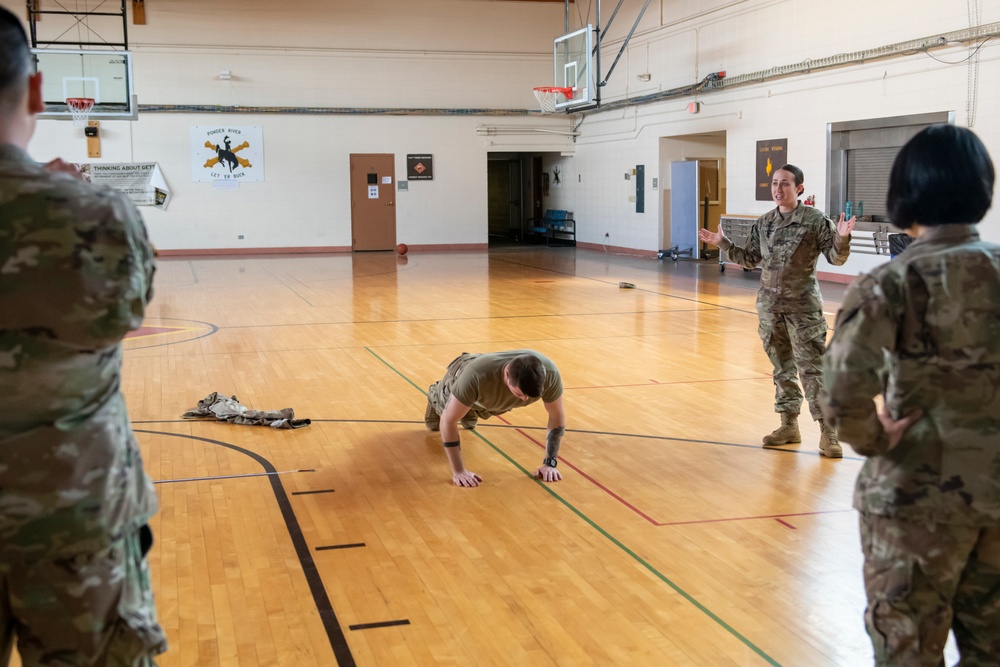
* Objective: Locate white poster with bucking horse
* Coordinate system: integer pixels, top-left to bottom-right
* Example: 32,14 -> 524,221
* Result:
191,125 -> 264,183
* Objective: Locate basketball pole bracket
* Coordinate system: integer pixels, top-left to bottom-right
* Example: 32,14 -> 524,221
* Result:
597,0 -> 653,88
86,121 -> 101,158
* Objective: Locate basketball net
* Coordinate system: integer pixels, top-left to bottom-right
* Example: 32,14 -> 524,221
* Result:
66,98 -> 95,128
532,87 -> 573,113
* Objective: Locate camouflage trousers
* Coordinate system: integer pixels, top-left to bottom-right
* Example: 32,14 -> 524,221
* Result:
0,525 -> 167,667
860,513 -> 1000,666
757,309 -> 828,420
427,353 -> 501,421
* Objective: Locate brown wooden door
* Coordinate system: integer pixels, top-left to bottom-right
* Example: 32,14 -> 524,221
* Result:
488,160 -> 522,238
350,154 -> 396,251
531,156 -> 544,221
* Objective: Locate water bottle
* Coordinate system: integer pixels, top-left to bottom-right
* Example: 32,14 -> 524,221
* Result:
845,201 -> 853,219
856,201 -> 864,218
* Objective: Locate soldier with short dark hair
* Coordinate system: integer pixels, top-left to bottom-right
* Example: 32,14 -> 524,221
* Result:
699,164 -> 856,457
821,124 -> 1000,665
0,6 -> 167,665
425,351 -> 566,487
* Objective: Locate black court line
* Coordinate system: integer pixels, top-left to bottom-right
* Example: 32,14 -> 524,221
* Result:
312,420 -> 866,462
152,258 -> 200,287
124,317 -> 219,350
130,419 -> 863,461
135,429 -> 355,667
259,263 -> 316,307
348,620 -> 411,631
293,489 -> 336,495
187,260 -> 201,284
316,543 -> 367,551
154,469 -> 313,484
568,427 -> 866,461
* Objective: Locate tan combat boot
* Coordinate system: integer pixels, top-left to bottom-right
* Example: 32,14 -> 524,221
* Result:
818,419 -> 843,458
424,399 -> 440,432
762,412 -> 801,448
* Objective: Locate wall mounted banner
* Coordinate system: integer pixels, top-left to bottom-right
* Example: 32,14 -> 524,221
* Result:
81,162 -> 172,209
406,154 -> 433,180
191,126 -> 264,183
755,139 -> 787,201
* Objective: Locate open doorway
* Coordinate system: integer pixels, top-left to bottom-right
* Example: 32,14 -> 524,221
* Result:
659,132 -> 727,259
487,152 -> 569,248
487,156 -> 523,244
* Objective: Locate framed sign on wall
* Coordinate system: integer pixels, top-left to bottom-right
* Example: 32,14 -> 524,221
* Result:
755,139 -> 787,201
407,155 -> 433,180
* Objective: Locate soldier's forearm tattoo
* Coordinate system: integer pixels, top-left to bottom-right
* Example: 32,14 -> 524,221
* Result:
545,427 -> 565,459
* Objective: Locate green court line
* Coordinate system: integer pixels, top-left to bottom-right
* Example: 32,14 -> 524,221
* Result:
365,347 -> 781,666
367,348 -> 430,395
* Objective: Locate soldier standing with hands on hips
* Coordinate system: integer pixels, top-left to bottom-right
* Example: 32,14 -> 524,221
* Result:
821,125 -> 1000,664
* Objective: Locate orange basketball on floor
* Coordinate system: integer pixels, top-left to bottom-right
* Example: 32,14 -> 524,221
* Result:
395,243 -> 408,255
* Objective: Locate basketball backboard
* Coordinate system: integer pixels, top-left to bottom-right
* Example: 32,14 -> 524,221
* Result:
32,49 -> 137,121
554,25 -> 596,110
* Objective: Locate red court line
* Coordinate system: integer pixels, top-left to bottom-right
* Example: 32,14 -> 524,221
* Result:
495,415 -> 661,525
566,376 -> 769,391
776,519 -> 797,530
496,415 -> 853,527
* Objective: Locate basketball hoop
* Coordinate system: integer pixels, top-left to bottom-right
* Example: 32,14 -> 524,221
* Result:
533,87 -> 573,113
66,98 -> 95,128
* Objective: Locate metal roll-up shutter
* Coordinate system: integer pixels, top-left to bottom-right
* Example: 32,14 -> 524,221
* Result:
846,147 -> 898,218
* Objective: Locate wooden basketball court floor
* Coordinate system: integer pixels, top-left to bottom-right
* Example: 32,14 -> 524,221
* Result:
36,246 -> 960,665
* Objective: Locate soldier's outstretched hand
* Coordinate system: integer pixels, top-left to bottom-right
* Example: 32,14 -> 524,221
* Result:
534,465 -> 562,482
698,227 -> 724,246
453,470 -> 483,487
837,213 -> 857,237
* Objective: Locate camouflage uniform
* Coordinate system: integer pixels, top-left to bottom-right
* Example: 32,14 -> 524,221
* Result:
820,224 -> 1000,664
718,203 -> 851,419
0,144 -> 167,664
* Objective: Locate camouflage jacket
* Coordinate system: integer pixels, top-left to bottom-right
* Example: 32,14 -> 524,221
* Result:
821,224 -> 1000,525
0,144 -> 158,562
719,204 -> 851,312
